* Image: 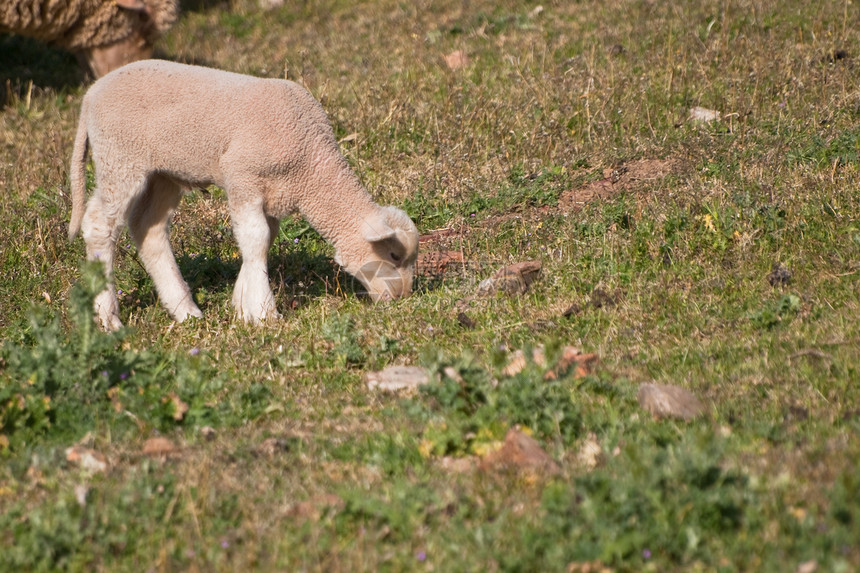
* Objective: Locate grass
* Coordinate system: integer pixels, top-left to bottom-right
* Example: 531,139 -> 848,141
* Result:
2,0 -> 860,570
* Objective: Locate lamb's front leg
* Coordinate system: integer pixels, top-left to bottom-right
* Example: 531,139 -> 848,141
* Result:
128,176 -> 203,323
229,199 -> 280,324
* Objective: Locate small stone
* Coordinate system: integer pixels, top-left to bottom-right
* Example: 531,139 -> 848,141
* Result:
167,392 -> 189,421
365,366 -> 430,392
443,50 -> 470,70
480,428 -> 560,475
501,345 -> 597,380
74,484 -> 89,506
607,43 -> 624,57
65,446 -> 108,473
439,456 -> 477,474
768,262 -> 792,287
575,433 -> 603,470
688,106 -> 721,122
477,261 -> 542,297
545,347 -> 598,380
456,311 -> 476,329
638,383 -> 706,421
286,494 -> 344,520
258,437 -> 289,457
796,560 -> 818,573
142,436 -> 178,457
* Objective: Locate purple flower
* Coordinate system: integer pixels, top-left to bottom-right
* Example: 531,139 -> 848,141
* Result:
189,347 -> 200,356
642,549 -> 651,559
101,371 -> 109,377
120,372 -> 128,380
417,551 -> 426,562
294,238 -> 300,244
221,540 -> 229,549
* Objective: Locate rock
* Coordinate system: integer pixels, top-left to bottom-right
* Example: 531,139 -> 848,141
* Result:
501,345 -> 597,380
768,262 -> 792,287
258,437 -> 290,457
575,433 -> 603,470
365,366 -> 430,392
607,43 -> 624,57
443,50 -> 470,70
688,106 -> 721,122
200,426 -> 217,441
480,428 -> 560,475
74,484 -> 89,507
417,250 -> 464,277
477,260 -> 542,297
65,446 -> 108,473
559,158 -> 681,212
637,383 -> 706,421
457,311 -> 476,329
546,346 -> 598,380
439,456 -> 478,474
167,392 -> 188,421
796,560 -> 818,573
142,436 -> 178,457
501,349 -> 533,377
286,494 -> 344,520
567,560 -> 611,573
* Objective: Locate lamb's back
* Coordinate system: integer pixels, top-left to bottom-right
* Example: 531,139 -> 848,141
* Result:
84,61 -> 329,186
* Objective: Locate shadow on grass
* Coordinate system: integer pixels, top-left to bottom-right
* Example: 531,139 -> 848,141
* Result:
173,249 -> 370,314
0,35 -> 84,102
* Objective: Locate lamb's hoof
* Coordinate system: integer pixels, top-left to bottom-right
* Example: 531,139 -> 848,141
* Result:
173,304 -> 204,323
237,307 -> 281,325
95,291 -> 123,332
99,313 -> 124,332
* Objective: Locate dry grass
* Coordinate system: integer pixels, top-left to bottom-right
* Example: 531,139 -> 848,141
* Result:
1,0 -> 860,571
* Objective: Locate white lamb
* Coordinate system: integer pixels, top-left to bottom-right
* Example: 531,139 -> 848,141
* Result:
68,60 -> 419,330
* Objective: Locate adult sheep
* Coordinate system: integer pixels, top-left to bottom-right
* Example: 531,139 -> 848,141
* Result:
0,0 -> 178,77
68,60 -> 419,330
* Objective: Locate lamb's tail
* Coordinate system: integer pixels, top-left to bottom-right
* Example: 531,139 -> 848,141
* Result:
68,96 -> 89,241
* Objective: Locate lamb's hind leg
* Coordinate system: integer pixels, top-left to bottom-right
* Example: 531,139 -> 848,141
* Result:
128,175 -> 202,323
81,181 -> 138,331
228,195 -> 280,324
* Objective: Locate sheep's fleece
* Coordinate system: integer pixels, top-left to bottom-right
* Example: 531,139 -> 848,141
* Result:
1,0 -> 178,76
69,60 -> 419,330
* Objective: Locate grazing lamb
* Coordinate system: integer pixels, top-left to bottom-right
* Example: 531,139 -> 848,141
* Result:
68,60 -> 419,330
1,0 -> 178,77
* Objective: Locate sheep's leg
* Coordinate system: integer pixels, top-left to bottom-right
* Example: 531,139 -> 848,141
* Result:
81,190 -> 127,331
229,199 -> 280,324
128,176 -> 203,323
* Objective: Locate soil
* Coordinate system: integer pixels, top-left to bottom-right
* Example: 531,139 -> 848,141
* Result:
559,158 -> 683,212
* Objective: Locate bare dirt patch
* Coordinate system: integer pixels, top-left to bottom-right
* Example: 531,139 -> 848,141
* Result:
559,158 -> 683,212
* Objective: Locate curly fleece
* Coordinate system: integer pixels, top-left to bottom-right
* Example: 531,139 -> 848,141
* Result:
0,0 -> 177,50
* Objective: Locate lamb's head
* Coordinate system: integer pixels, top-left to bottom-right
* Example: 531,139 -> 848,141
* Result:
335,206 -> 419,302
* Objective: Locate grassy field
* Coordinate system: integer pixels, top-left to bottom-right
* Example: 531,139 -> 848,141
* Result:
2,0 -> 860,570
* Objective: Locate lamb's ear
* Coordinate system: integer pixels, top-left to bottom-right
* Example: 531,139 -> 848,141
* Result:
361,215 -> 396,243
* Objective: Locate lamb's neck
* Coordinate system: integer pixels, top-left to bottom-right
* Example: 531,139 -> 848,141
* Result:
296,173 -> 377,257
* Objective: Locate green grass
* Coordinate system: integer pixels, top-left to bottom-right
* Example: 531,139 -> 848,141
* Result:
2,0 -> 860,570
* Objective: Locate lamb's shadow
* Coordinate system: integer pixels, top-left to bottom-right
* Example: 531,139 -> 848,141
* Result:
175,249 -> 367,315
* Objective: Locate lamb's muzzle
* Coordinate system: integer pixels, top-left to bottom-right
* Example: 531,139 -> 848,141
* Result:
68,60 -> 419,330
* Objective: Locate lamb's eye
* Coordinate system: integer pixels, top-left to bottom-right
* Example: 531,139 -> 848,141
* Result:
390,251 -> 402,263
